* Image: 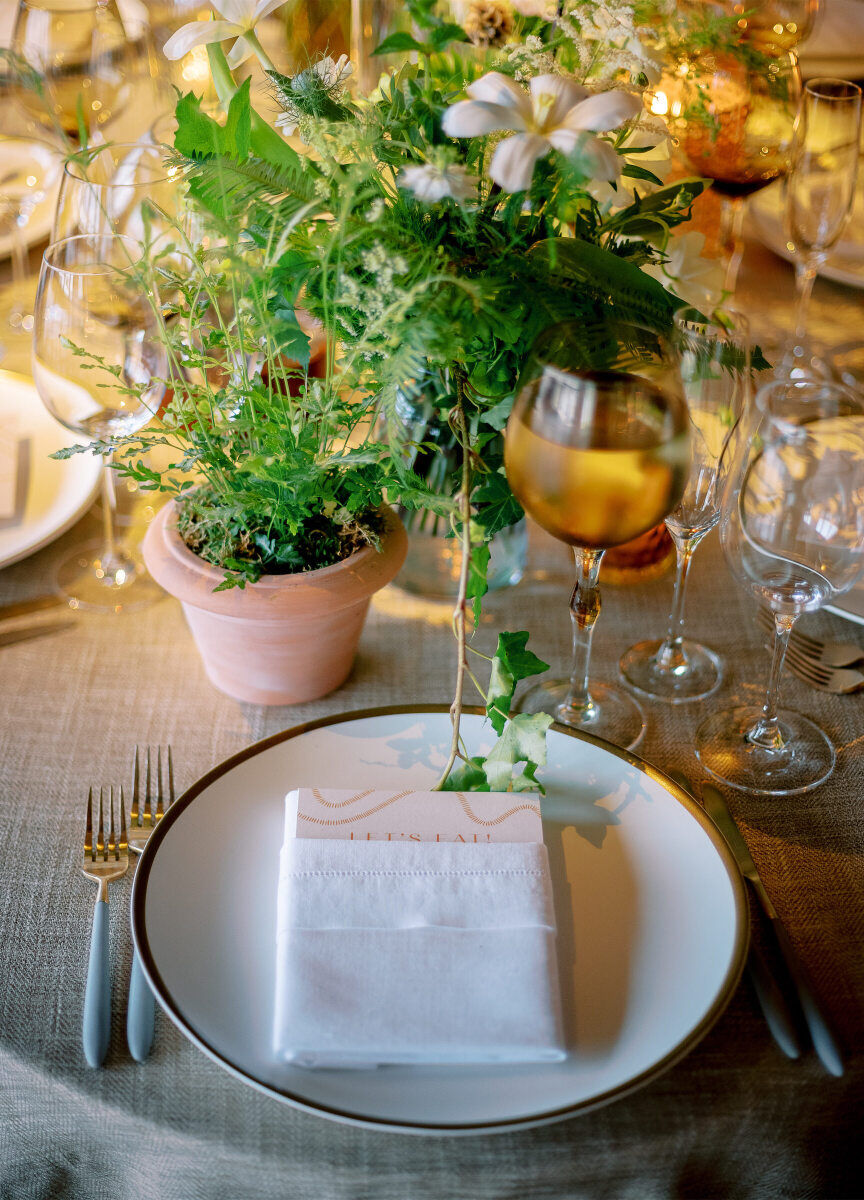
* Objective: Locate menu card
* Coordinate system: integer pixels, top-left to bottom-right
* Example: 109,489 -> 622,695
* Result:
286,786 -> 543,844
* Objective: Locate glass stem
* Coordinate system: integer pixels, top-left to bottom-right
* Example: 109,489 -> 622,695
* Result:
8,223 -> 27,325
100,453 -> 126,577
747,613 -> 794,751
792,257 -> 819,354
654,533 -> 700,674
561,547 -> 604,718
721,197 -> 746,294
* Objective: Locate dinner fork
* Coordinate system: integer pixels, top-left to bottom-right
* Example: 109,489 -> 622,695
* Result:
127,745 -> 174,1062
780,644 -> 864,694
81,786 -> 128,1068
756,608 -> 864,669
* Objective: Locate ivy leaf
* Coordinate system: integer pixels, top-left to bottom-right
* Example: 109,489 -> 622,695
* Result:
443,756 -> 490,791
486,631 -> 550,735
372,32 -> 426,56
429,22 -> 470,50
466,540 -> 490,626
473,471 -> 523,536
481,712 -> 553,792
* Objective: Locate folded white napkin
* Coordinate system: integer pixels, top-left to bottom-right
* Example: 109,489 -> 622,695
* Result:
273,835 -> 565,1068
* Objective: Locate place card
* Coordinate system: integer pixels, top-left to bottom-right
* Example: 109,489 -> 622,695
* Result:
286,786 -> 543,844
0,415 -> 20,520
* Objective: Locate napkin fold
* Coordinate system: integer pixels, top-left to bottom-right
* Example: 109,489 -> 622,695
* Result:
273,835 -> 565,1068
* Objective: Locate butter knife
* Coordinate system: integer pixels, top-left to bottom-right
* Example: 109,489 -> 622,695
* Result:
666,771 -> 805,1062
0,619 -> 75,648
701,782 -> 844,1077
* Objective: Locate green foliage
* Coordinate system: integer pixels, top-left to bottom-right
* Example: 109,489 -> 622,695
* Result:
486,632 -> 550,735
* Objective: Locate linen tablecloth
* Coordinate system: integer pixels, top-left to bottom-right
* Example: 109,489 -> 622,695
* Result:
0,239 -> 862,1199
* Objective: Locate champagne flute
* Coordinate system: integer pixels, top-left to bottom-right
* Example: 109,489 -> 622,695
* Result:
695,379 -> 864,794
663,49 -> 801,294
504,323 -> 691,750
619,308 -> 749,703
780,78 -> 862,380
11,0 -> 138,141
32,233 -> 167,610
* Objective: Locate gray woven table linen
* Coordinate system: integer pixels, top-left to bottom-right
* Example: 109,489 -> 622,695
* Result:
1,240 -> 863,1199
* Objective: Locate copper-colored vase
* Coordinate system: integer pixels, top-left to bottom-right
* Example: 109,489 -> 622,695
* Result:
142,502 -> 407,705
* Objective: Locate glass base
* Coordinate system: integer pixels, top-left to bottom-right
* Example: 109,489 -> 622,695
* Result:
695,704 -> 835,795
516,678 -> 646,751
619,638 -> 723,704
55,539 -> 162,613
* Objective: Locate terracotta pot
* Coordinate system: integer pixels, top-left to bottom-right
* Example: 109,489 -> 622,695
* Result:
142,502 -> 407,705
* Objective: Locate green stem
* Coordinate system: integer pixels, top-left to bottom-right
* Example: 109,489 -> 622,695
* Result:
433,370 -> 472,791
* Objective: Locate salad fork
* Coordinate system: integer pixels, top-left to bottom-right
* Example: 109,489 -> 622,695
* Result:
81,786 -> 128,1068
127,746 -> 174,1061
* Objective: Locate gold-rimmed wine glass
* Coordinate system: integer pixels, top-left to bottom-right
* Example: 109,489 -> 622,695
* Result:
503,322 -> 691,750
658,48 -> 802,293
32,233 -> 167,611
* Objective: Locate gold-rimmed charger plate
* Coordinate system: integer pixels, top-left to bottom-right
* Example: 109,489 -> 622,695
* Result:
132,706 -> 748,1136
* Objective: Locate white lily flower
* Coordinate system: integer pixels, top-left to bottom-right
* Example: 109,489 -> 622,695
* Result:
643,231 -> 725,312
441,71 -> 642,193
399,163 -> 479,203
163,0 -> 285,69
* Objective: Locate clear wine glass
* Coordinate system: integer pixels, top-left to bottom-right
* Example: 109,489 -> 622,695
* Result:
619,308 -> 750,703
504,322 -> 691,750
52,142 -> 185,252
780,78 -> 862,380
695,378 -> 864,794
32,233 -> 167,611
11,0 -> 139,141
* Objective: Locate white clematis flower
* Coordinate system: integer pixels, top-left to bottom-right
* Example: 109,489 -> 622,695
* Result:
441,72 -> 642,193
399,163 -> 479,203
644,231 -> 725,311
163,0 -> 285,69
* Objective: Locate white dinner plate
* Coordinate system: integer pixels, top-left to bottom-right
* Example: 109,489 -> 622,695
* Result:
749,180 -> 864,290
0,370 -> 101,570
826,583 -> 864,627
0,140 -> 62,261
132,707 -> 748,1136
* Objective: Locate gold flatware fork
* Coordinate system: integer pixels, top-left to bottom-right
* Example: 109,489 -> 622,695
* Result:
127,746 -> 175,1061
756,608 -> 864,669
81,786 -> 128,1068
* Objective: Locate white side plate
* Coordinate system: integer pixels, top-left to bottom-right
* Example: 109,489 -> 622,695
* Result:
132,708 -> 748,1136
0,371 -> 101,570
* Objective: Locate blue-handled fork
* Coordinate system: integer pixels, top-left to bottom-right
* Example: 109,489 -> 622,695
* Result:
127,746 -> 175,1062
81,786 -> 128,1067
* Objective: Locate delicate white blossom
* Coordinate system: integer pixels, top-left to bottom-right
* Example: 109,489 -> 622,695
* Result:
644,231 -> 725,311
399,163 -> 479,203
441,71 -> 641,193
579,3 -> 664,85
163,0 -> 283,68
